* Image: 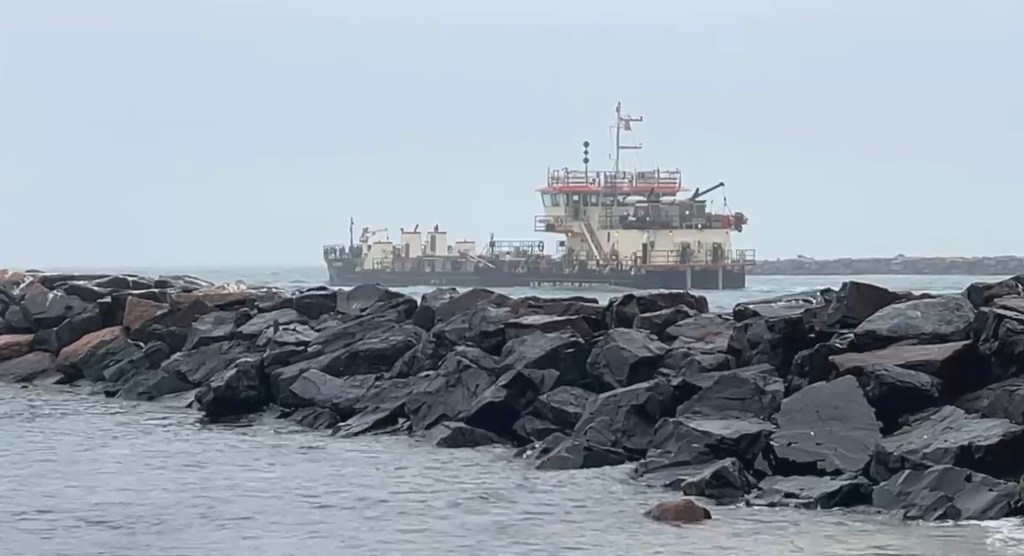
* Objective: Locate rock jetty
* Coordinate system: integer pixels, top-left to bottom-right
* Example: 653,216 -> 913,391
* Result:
3,269 -> 1024,522
750,255 -> 1024,276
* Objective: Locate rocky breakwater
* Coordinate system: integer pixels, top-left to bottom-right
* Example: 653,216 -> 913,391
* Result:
750,255 -> 1024,276
5,270 -> 1024,523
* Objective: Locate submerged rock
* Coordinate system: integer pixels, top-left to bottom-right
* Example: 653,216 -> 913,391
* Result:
643,499 -> 712,523
0,351 -> 55,382
748,475 -> 873,510
425,421 -> 507,448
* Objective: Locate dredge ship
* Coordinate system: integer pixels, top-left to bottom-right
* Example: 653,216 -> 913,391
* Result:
323,103 -> 756,290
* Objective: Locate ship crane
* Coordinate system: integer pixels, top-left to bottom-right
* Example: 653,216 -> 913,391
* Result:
359,227 -> 388,244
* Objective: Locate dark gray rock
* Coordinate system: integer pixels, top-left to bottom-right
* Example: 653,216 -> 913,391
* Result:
870,405 -> 1024,482
573,379 -> 678,457
664,363 -> 778,404
255,323 -> 316,348
77,336 -> 144,383
328,324 -> 424,377
160,341 -> 251,387
499,331 -> 590,389
101,341 -> 172,392
17,285 -> 92,331
771,375 -> 882,476
826,281 -> 903,329
748,475 -> 873,510
432,288 -> 511,323
512,415 -> 563,442
727,312 -> 820,378
405,364 -> 495,432
425,421 -> 506,448
676,370 -> 784,421
31,304 -> 104,354
182,311 -> 240,351
432,304 -> 515,354
956,377 -> 1024,425
504,314 -> 594,341
733,290 -> 826,322
410,287 -> 457,330
292,287 -> 338,319
664,352 -> 735,374
605,291 -> 708,329
286,406 -> 343,430
528,386 -> 595,431
336,284 -> 410,315
873,465 -> 1022,521
972,301 -> 1024,384
633,306 -> 699,340
636,416 -> 775,477
857,365 -> 944,434
855,295 -> 976,349
830,341 -> 980,397
519,432 -> 631,470
236,308 -> 305,338
332,375 -> 431,437
55,282 -> 111,303
195,358 -> 267,419
90,275 -> 155,291
663,314 -> 735,352
117,368 -> 194,401
585,328 -> 668,392
787,333 -> 854,393
0,351 -> 55,382
963,277 -> 1024,309
664,458 -> 758,502
458,368 -> 544,439
287,370 -> 378,416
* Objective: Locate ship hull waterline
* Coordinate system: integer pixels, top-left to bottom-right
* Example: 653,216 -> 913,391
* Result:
325,263 -> 747,290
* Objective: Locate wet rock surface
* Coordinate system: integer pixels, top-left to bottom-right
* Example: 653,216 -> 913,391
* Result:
5,271 -> 1024,524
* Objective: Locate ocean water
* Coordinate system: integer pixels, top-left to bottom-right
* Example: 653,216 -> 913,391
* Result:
2,267 -> 1023,556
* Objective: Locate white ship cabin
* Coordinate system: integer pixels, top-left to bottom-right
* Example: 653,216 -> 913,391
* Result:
535,168 -> 748,269
358,225 -> 480,273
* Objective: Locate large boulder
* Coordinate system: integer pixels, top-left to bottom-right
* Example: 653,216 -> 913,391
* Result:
327,324 -> 424,377
16,284 -> 92,331
498,331 -> 590,388
825,281 -> 903,329
585,328 -> 668,392
54,326 -> 127,381
664,363 -> 778,404
287,371 -> 378,415
572,379 -> 678,457
526,386 -> 595,432
504,314 -> 594,341
0,351 -> 55,382
518,432 -> 631,471
668,458 -> 758,502
31,304 -> 104,354
182,311 -> 244,351
870,405 -> 1024,482
194,357 -> 267,419
292,287 -> 338,319
675,370 -> 783,421
90,275 -> 155,291
411,287 -> 459,330
332,375 -> 432,437
727,312 -> 819,377
663,314 -> 735,352
972,300 -> 1024,384
856,365 -> 944,434
854,295 -> 976,349
770,375 -> 882,476
75,335 -> 144,383
963,277 -> 1024,309
432,304 -> 515,354
128,298 -> 215,352
786,333 -> 855,394
336,284 -> 409,315
122,297 -> 169,331
457,368 -> 545,439
635,416 -> 774,479
873,465 -> 1022,521
236,308 -> 305,338
98,341 -> 173,397
830,341 -> 981,397
0,334 -> 33,362
733,290 -> 827,322
404,363 -> 496,432
605,291 -> 708,329
159,340 -> 252,387
256,323 -> 316,348
633,306 -> 699,340
748,475 -> 873,510
956,377 -> 1024,425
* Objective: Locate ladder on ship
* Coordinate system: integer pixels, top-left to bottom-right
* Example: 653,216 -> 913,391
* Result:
581,219 -> 609,267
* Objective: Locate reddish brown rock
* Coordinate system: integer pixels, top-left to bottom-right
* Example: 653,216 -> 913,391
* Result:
0,334 -> 34,362
56,326 -> 126,373
170,290 -> 256,310
643,498 -> 713,523
123,297 -> 169,331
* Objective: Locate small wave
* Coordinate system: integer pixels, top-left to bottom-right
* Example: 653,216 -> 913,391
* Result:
981,519 -> 1024,554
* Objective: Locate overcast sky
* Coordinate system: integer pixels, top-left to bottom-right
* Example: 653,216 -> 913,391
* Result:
1,0 -> 1021,268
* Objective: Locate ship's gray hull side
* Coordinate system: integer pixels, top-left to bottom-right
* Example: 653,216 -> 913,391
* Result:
324,263 -> 747,290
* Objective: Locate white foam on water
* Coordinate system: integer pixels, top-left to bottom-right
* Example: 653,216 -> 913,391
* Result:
980,519 -> 1024,554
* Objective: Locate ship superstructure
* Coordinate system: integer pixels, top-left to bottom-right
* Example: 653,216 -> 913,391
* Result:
322,102 -> 755,290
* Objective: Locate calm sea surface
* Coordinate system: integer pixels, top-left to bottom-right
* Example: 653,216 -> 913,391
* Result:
3,267 -> 1023,556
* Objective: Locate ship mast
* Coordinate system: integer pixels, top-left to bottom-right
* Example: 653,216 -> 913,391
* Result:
613,101 -> 643,174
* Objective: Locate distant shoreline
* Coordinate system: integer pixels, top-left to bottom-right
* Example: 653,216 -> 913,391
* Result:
749,256 -> 1024,276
